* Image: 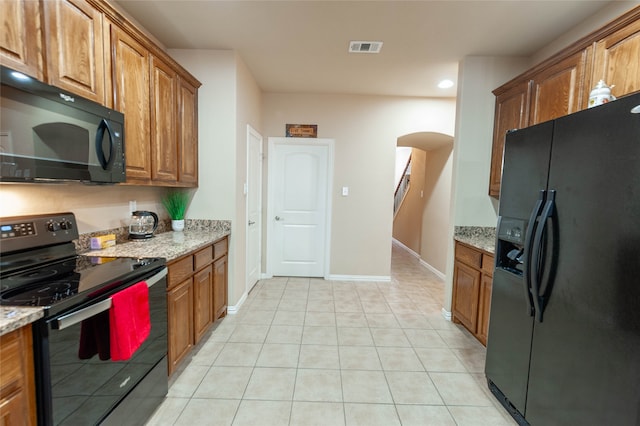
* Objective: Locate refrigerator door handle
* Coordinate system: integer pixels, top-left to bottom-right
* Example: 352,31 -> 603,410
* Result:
531,189 -> 556,322
523,190 -> 546,317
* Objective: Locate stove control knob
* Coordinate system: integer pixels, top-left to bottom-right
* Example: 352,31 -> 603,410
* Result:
60,220 -> 73,230
47,221 -> 60,232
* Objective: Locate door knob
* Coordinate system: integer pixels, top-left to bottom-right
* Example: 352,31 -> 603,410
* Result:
275,216 -> 284,221
248,220 -> 255,225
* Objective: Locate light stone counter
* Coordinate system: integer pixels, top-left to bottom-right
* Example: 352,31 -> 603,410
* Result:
0,307 -> 44,336
84,229 -> 230,262
454,226 -> 496,254
0,220 -> 231,335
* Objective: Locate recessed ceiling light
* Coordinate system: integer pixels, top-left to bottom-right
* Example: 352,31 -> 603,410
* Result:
438,79 -> 454,89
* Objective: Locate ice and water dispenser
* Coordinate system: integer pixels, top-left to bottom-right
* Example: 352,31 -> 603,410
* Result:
496,217 -> 527,275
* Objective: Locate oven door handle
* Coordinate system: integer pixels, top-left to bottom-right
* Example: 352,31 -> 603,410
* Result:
54,267 -> 167,330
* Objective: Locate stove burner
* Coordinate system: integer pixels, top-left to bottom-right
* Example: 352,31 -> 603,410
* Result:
1,281 -> 77,306
7,268 -> 59,281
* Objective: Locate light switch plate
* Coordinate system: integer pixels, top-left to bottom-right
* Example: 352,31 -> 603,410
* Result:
342,187 -> 349,196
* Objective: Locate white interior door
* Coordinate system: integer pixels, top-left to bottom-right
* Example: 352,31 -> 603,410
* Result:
246,126 -> 262,293
267,137 -> 333,277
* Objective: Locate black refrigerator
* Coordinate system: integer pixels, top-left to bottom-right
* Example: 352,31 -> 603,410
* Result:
485,91 -> 640,426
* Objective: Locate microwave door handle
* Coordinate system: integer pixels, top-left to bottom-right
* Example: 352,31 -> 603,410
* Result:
96,119 -> 115,170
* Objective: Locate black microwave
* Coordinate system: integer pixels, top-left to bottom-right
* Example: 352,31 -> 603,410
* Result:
0,65 -> 125,184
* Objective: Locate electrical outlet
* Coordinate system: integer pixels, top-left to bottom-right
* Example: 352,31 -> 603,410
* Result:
129,200 -> 137,214
342,187 -> 349,196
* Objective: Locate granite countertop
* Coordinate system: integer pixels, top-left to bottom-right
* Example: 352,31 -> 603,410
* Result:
454,226 -> 496,254
84,229 -> 230,261
0,307 -> 44,336
0,223 -> 231,335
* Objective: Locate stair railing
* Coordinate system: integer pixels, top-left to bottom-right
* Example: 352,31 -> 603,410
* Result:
394,154 -> 411,216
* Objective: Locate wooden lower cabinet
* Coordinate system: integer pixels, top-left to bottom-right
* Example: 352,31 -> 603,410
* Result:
166,235 -> 228,375
167,278 -> 193,374
452,241 -> 494,346
452,261 -> 480,333
0,325 -> 36,426
193,265 -> 213,343
212,244 -> 228,321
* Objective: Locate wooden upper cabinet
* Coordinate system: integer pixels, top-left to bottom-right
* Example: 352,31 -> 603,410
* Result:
529,49 -> 589,125
591,17 -> 640,101
110,24 -> 152,182
2,0 -> 201,187
178,78 -> 199,185
150,56 -> 178,182
43,0 -> 106,104
489,81 -> 530,198
0,0 -> 44,80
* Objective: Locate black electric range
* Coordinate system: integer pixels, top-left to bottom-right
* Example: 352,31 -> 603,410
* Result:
0,212 -> 169,426
0,212 -> 164,317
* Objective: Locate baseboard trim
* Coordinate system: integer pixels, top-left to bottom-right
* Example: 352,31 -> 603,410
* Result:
227,292 -> 247,315
392,238 -> 445,279
441,307 -> 452,321
419,259 -> 446,280
327,274 -> 391,282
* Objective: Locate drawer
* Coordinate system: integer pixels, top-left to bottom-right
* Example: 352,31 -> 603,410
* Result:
194,245 -> 213,270
168,255 -> 194,289
455,243 -> 482,268
213,237 -> 228,260
482,254 -> 495,275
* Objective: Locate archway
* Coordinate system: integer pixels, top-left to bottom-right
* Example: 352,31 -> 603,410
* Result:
393,131 -> 454,277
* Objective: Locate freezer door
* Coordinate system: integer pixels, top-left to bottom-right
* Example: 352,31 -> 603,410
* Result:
525,92 -> 640,425
485,121 -> 553,418
497,121 -> 554,220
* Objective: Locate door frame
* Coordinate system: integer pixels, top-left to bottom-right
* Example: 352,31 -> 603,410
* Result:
246,125 -> 263,294
265,137 -> 334,279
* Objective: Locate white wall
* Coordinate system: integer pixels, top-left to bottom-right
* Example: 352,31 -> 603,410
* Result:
262,93 -> 456,279
421,144 -> 453,275
234,54 -> 263,303
443,56 -> 530,313
0,184 -> 165,233
168,50 -> 237,221
168,49 -> 263,308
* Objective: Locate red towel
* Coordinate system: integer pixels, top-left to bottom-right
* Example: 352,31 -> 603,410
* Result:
109,281 -> 151,361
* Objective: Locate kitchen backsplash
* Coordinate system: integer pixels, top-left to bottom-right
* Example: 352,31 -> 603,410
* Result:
75,219 -> 231,252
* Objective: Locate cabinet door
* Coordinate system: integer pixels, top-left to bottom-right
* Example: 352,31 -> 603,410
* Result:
452,261 -> 481,333
213,255 -> 228,321
193,265 -> 213,343
477,274 -> 493,346
167,278 -> 193,375
43,0 -> 106,104
111,25 -> 152,182
178,77 -> 199,185
591,17 -> 640,100
530,49 -> 589,125
489,81 -> 531,198
151,56 -> 178,183
0,326 -> 36,426
0,0 -> 43,79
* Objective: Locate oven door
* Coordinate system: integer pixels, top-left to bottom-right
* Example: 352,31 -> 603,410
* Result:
33,267 -> 168,426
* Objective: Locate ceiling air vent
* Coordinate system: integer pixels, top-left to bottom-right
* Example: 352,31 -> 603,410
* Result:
349,41 -> 383,54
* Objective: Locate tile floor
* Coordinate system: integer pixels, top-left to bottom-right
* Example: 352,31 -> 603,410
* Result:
146,242 -> 516,425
